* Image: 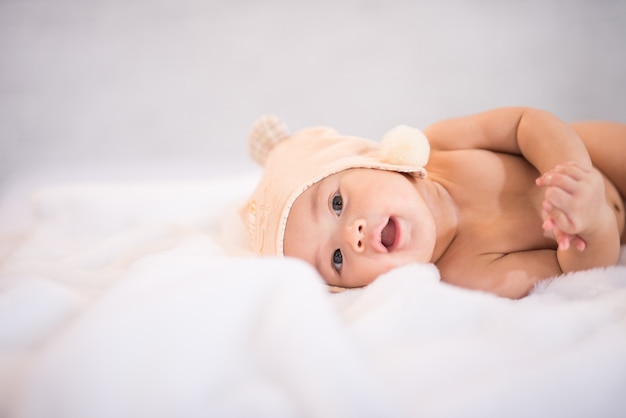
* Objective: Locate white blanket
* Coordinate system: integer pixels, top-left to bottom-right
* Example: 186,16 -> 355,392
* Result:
1,175 -> 625,418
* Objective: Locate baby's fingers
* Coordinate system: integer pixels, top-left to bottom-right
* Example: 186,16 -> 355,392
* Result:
571,235 -> 586,251
536,171 -> 577,194
551,227 -> 571,251
541,195 -> 577,234
536,162 -> 590,187
549,224 -> 586,252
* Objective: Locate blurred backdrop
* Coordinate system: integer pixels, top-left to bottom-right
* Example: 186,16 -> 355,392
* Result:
1,0 -> 625,185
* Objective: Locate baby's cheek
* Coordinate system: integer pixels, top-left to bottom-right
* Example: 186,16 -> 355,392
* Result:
347,262 -> 381,287
372,258 -> 402,279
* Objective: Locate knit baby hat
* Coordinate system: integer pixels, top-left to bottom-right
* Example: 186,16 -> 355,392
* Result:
243,115 -> 430,256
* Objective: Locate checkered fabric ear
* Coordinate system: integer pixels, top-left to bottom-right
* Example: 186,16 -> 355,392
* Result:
248,115 -> 290,166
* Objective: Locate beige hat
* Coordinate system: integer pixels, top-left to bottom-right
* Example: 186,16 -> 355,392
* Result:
243,115 -> 431,256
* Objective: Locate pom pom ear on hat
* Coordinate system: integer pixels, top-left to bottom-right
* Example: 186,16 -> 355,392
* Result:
380,125 -> 430,167
248,115 -> 291,166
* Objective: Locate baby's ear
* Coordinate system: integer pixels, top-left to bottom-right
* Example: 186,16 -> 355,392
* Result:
248,115 -> 290,166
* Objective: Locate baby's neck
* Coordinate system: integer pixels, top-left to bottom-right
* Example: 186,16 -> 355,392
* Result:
414,177 -> 458,264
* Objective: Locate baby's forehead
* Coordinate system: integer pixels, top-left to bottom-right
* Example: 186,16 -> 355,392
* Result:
290,167 -> 385,209
290,180 -> 322,217
296,168 -> 400,191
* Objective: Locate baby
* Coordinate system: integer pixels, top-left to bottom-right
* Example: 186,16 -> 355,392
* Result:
243,107 -> 626,298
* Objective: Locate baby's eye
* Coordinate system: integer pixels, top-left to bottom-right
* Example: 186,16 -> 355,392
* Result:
332,249 -> 343,272
331,192 -> 343,216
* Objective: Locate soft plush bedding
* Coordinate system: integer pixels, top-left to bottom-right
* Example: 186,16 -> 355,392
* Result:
1,173 -> 625,418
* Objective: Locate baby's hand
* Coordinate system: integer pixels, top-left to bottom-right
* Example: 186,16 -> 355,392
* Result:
535,162 -> 606,252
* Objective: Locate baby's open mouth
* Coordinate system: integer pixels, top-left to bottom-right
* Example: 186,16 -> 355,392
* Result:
381,217 -> 397,250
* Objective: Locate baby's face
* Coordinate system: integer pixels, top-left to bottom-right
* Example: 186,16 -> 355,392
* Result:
284,168 -> 436,289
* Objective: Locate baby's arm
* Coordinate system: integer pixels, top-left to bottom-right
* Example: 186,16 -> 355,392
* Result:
425,107 -> 620,273
424,107 -> 593,171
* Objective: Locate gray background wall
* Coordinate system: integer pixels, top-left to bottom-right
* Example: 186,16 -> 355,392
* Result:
1,0 -> 625,185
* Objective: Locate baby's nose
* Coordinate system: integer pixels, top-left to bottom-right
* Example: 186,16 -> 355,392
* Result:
343,219 -> 366,253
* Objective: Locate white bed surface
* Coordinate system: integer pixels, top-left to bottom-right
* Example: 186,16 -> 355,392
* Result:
1,173 -> 625,418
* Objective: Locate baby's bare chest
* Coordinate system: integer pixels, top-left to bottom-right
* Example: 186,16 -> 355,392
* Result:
429,150 -> 554,256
